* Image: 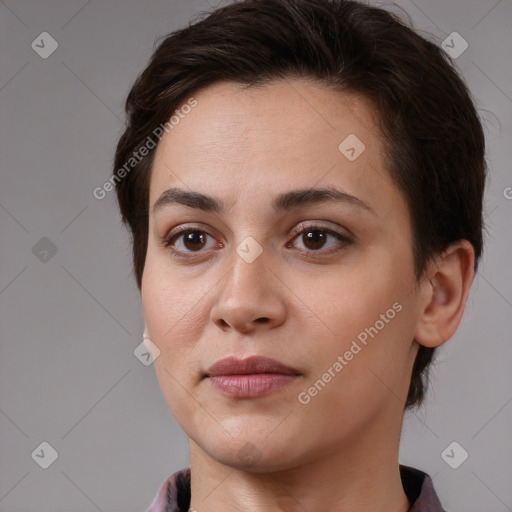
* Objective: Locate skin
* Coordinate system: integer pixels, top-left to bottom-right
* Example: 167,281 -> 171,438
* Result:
141,78 -> 475,512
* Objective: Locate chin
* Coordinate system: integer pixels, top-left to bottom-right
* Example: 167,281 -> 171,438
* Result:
197,432 -> 302,472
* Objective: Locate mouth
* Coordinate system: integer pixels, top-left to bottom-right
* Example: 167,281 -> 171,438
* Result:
204,355 -> 302,398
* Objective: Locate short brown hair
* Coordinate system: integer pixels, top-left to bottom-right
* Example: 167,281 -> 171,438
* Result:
114,0 -> 486,409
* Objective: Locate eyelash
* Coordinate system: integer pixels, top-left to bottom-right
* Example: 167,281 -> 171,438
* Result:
162,223 -> 352,261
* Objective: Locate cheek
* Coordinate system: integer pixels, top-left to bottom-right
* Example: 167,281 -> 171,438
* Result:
292,259 -> 404,342
141,260 -> 209,424
140,260 -> 208,419
291,258 -> 415,402
141,248 -> 210,346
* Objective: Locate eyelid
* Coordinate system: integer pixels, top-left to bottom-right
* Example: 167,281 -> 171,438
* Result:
289,220 -> 352,239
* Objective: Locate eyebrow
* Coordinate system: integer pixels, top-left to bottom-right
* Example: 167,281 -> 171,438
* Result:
152,186 -> 376,216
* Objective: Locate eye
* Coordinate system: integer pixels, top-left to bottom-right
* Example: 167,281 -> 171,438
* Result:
162,222 -> 352,261
163,226 -> 221,257
286,223 -> 352,257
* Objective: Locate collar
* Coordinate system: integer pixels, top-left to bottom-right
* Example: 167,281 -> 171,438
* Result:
147,464 -> 445,512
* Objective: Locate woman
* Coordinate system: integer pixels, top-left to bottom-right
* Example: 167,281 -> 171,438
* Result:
113,1 -> 486,510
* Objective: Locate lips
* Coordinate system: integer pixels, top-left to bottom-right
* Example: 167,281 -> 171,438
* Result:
204,355 -> 301,398
205,355 -> 300,377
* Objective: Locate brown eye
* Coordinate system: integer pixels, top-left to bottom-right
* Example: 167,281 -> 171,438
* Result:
182,231 -> 208,251
287,224 -> 352,258
301,230 -> 328,250
164,229 -> 217,254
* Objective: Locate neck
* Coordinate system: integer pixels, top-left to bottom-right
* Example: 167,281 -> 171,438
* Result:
188,416 -> 410,512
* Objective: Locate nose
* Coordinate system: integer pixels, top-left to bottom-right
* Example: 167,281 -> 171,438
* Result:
210,245 -> 287,334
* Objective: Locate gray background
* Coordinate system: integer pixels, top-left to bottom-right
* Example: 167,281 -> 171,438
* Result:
0,0 -> 510,511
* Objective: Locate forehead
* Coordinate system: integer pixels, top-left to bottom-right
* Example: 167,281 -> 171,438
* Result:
149,79 -> 397,216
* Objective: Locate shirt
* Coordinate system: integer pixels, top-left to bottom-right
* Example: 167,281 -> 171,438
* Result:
146,464 -> 446,512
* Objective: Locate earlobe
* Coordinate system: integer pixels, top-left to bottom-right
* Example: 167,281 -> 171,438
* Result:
414,240 -> 475,348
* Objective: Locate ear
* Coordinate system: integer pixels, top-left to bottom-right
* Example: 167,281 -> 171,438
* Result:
414,240 -> 475,348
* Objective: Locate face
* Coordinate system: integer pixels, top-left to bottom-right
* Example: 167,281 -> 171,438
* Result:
142,78 -> 423,471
